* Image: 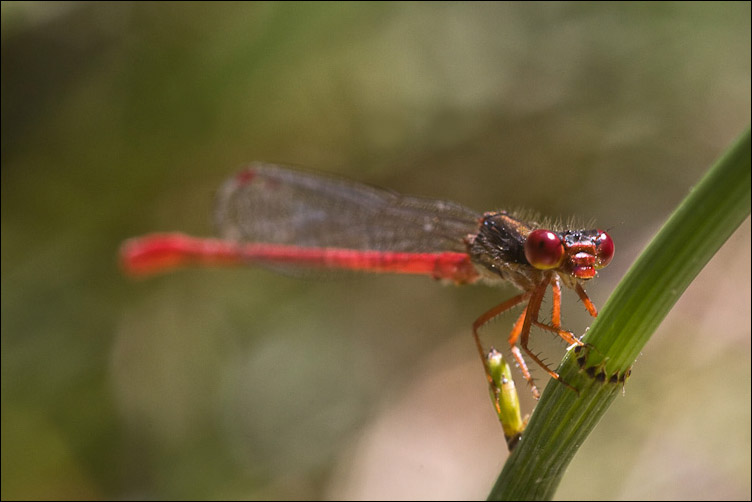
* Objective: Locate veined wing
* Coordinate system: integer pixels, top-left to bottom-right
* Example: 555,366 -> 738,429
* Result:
214,163 -> 482,254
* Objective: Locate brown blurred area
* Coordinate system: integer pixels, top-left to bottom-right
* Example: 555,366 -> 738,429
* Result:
2,2 -> 749,499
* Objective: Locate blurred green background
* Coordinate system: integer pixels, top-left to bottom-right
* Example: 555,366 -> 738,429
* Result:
2,2 -> 749,500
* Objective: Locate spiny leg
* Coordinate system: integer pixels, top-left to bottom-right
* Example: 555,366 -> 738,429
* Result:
519,280 -> 580,395
575,283 -> 598,317
533,320 -> 584,347
508,309 -> 540,399
472,293 -> 530,391
551,274 -> 562,329
539,279 -> 600,351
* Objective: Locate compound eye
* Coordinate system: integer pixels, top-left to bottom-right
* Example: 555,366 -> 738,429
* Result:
594,230 -> 614,269
524,229 -> 565,270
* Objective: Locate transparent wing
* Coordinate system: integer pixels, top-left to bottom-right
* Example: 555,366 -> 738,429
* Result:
214,163 -> 481,254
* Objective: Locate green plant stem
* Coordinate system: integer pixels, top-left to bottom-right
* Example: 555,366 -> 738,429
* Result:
488,126 -> 751,501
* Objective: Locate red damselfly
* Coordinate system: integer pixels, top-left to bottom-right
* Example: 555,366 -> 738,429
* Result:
121,164 -> 614,399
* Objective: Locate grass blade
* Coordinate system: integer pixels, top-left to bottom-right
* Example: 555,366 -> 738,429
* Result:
489,126 -> 751,500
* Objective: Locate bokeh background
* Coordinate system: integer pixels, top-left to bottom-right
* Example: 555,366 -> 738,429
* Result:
2,2 -> 750,500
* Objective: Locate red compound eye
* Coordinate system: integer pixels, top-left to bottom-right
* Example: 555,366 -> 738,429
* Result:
524,229 -> 565,270
594,230 -> 614,269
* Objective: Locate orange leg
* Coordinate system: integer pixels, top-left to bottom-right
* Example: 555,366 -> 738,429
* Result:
474,294 -> 542,399
518,280 -> 579,396
539,278 -> 594,347
551,275 -> 562,329
508,309 -> 540,399
575,283 -> 597,317
533,320 -> 584,347
474,276 -> 593,400
472,292 -> 530,390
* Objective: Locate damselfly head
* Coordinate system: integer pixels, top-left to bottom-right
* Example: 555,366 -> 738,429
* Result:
526,228 -> 614,280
